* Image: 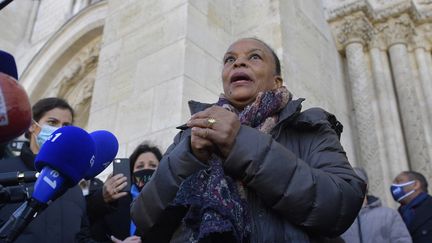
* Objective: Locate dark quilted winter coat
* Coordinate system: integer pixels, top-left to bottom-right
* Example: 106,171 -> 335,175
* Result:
131,99 -> 366,243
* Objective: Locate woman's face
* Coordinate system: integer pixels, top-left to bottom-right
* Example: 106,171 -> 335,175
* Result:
29,108 -> 73,152
133,152 -> 160,188
133,152 -> 159,171
222,39 -> 282,109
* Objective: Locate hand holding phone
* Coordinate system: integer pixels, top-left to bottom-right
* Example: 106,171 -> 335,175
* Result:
102,158 -> 131,203
112,158 -> 132,193
102,173 -> 129,203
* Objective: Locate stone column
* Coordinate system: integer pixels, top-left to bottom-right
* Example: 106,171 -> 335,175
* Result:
380,14 -> 432,174
332,13 -> 387,197
413,31 -> 432,126
368,36 -> 409,182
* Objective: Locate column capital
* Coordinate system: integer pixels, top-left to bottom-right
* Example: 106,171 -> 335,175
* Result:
410,23 -> 432,51
331,11 -> 374,51
369,31 -> 387,50
377,14 -> 415,47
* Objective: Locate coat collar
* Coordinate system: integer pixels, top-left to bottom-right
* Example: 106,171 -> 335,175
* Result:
406,194 -> 432,232
183,99 -> 305,137
175,101 -> 213,130
274,98 -> 305,127
187,98 -> 304,119
188,100 -> 213,115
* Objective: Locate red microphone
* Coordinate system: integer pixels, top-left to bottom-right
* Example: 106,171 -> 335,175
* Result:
0,50 -> 32,144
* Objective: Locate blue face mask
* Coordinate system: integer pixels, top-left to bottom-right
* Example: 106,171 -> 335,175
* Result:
34,122 -> 59,148
390,180 -> 416,202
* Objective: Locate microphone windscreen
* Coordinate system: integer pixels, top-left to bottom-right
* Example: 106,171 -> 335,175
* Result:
35,126 -> 95,185
84,130 -> 119,179
0,50 -> 18,80
0,73 -> 32,143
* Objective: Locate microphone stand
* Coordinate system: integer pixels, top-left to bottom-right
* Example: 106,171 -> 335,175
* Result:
0,185 -> 32,204
0,0 -> 14,11
0,198 -> 46,242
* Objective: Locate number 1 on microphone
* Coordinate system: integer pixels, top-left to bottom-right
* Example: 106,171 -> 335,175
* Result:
50,132 -> 62,142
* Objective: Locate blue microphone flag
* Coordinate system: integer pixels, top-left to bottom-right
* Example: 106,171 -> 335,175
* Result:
32,167 -> 66,204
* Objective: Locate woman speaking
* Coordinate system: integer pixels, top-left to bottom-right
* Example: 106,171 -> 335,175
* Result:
131,38 -> 366,243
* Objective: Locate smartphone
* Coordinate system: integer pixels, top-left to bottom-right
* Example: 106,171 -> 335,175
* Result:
112,158 -> 131,193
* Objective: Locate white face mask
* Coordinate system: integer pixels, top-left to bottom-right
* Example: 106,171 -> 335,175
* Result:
33,121 -> 59,148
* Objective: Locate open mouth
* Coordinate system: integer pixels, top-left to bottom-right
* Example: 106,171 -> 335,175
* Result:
230,72 -> 252,83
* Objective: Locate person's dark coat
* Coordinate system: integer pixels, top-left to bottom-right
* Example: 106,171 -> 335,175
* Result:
0,142 -> 91,243
404,194 -> 432,243
130,99 -> 366,243
86,185 -> 133,242
342,195 -> 412,243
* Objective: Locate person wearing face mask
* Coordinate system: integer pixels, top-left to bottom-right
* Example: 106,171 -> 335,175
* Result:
391,171 -> 432,243
86,142 -> 162,243
0,97 -> 95,243
131,38 -> 366,243
341,167 -> 411,243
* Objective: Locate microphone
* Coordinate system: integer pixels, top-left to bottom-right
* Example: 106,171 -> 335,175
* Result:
0,184 -> 33,203
0,171 -> 39,186
0,50 -> 17,80
34,126 -> 94,186
0,51 -> 32,144
0,126 -> 95,242
84,130 -> 119,180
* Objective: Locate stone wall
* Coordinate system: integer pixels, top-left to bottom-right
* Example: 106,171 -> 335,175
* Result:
87,0 -> 355,161
0,1 -> 37,63
31,0 -> 72,43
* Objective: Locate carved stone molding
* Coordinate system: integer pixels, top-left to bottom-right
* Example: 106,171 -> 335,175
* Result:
370,0 -> 411,21
376,14 -> 415,47
325,0 -> 367,21
411,28 -> 431,50
326,0 -> 432,22
411,23 -> 432,50
331,12 -> 374,51
412,0 -> 432,22
55,42 -> 99,92
48,38 -> 101,127
330,10 -> 429,51
368,28 -> 386,50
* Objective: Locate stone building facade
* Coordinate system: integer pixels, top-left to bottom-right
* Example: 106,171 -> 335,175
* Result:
0,0 -> 430,206
326,0 -> 432,204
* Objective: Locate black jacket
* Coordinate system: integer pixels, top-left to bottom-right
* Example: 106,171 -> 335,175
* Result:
131,99 -> 366,242
86,185 -> 133,242
405,194 -> 432,243
0,142 -> 93,243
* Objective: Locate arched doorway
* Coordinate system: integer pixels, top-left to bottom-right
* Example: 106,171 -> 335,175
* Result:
20,1 -> 107,128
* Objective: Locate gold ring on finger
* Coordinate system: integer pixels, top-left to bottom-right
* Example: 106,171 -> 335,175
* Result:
207,118 -> 216,128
